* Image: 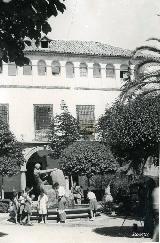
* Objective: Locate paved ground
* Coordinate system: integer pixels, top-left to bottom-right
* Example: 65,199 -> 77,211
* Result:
0,213 -> 151,243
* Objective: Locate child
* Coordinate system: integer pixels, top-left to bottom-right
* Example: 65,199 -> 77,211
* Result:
87,189 -> 97,221
9,191 -> 19,224
38,189 -> 48,224
54,183 -> 66,223
22,189 -> 33,226
18,190 -> 25,224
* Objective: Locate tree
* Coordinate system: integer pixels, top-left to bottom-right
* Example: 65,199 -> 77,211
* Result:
0,118 -> 25,197
121,38 -> 160,101
59,141 -> 118,185
98,94 -> 160,171
120,38 -> 160,164
49,100 -> 80,159
0,0 -> 66,65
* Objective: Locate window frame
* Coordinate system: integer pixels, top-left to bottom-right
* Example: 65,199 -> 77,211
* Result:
80,62 -> 88,77
93,63 -> 101,78
37,60 -> 47,76
66,62 -> 75,78
51,61 -> 61,76
8,62 -> 17,76
106,64 -> 115,78
23,60 -> 32,75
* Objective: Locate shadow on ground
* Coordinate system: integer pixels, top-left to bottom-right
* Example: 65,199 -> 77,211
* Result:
0,232 -> 8,237
93,226 -> 147,238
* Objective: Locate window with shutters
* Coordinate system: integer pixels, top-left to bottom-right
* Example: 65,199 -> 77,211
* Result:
0,104 -> 9,123
106,64 -> 115,78
0,60 -> 2,74
51,61 -> 61,76
34,104 -> 53,141
38,60 -> 47,76
23,60 -> 32,75
93,63 -> 101,78
76,105 -> 95,140
80,63 -> 88,77
8,62 -> 17,76
66,62 -> 74,78
120,64 -> 129,79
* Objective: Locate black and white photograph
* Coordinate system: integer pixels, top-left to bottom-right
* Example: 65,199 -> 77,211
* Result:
0,0 -> 159,242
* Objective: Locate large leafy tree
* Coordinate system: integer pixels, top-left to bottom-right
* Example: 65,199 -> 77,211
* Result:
0,0 -> 66,65
98,94 -> 160,171
59,141 -> 118,184
0,118 -> 24,178
49,101 -> 80,159
121,38 -> 160,101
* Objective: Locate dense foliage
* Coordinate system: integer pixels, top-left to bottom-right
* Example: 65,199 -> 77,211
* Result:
49,101 -> 80,159
59,141 -> 118,180
0,119 -> 24,176
121,38 -> 160,101
0,0 -> 66,65
98,94 -> 160,169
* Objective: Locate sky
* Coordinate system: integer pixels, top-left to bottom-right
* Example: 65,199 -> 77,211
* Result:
48,0 -> 160,50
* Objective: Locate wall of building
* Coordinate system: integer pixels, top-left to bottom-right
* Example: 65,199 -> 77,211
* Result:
0,53 -> 129,143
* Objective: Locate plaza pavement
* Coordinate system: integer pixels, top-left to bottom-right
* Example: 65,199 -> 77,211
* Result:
0,213 -> 151,243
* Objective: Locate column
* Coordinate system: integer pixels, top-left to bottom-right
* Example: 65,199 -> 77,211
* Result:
46,60 -> 52,76
32,60 -> 38,76
114,63 -> 121,88
59,61 -> 66,79
88,63 -> 93,78
20,164 -> 27,191
101,64 -> 106,79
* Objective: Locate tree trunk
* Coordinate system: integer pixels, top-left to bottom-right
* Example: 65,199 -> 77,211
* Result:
158,142 -> 160,165
1,175 -> 4,199
87,176 -> 90,187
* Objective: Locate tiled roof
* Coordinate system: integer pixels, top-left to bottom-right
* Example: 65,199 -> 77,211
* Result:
25,39 -> 132,57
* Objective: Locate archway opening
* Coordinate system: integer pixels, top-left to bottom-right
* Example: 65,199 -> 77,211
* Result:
26,149 -> 60,197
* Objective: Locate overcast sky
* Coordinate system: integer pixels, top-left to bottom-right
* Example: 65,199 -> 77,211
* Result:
48,0 -> 160,50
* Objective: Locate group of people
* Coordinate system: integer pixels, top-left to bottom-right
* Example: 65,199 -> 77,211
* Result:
9,187 -> 35,225
9,181 -> 98,225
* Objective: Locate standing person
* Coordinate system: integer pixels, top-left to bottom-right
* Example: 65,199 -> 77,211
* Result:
38,189 -> 48,224
54,183 -> 67,223
10,191 -> 19,224
71,181 -> 82,204
152,185 -> 159,242
22,189 -> 33,226
18,190 -> 25,224
87,188 -> 97,221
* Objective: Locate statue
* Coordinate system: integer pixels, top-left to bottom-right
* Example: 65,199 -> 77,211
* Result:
33,163 -> 55,192
33,163 -> 67,208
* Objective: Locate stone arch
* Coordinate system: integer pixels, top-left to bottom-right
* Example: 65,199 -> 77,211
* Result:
23,146 -> 46,163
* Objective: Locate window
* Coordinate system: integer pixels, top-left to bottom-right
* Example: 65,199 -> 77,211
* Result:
0,60 -> 2,74
66,62 -> 74,78
38,60 -> 47,75
106,64 -> 115,78
0,104 -> 9,123
76,105 -> 95,140
80,63 -> 88,77
23,60 -> 32,75
93,63 -> 101,78
51,61 -> 61,76
8,62 -> 17,76
41,41 -> 49,48
34,105 -> 53,130
120,64 -> 129,79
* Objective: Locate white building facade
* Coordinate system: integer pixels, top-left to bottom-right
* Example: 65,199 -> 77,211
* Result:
0,37 -> 132,194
